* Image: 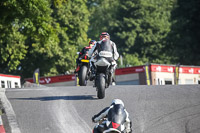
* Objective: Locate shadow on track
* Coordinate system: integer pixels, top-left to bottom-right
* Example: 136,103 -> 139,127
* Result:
10,95 -> 97,101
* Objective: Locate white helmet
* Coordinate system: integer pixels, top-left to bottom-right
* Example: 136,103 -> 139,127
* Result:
111,99 -> 124,106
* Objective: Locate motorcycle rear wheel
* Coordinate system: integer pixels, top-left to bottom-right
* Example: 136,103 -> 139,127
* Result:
79,65 -> 88,86
97,73 -> 105,99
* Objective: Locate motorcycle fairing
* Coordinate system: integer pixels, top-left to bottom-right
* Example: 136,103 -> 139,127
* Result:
94,57 -> 111,67
105,122 -> 125,132
112,122 -> 120,129
81,59 -> 89,63
103,128 -> 121,133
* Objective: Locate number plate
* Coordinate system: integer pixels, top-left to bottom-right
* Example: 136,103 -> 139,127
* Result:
99,51 -> 112,57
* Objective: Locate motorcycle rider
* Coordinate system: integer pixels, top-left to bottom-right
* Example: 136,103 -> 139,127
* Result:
92,99 -> 132,133
74,40 -> 96,73
88,32 -> 119,81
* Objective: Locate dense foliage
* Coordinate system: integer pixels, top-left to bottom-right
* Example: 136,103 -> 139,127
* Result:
0,0 -> 89,79
0,0 -> 199,78
167,0 -> 200,65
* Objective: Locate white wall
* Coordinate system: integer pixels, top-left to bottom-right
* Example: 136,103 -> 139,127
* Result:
152,72 -> 200,85
0,76 -> 21,88
115,73 -> 139,85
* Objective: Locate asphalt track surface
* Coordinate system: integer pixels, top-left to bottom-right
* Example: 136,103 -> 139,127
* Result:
4,85 -> 200,133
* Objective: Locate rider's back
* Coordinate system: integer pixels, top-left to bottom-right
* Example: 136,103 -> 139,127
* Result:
108,104 -> 127,126
97,39 -> 113,53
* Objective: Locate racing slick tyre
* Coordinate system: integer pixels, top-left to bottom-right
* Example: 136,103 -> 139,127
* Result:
79,65 -> 88,86
97,73 -> 105,99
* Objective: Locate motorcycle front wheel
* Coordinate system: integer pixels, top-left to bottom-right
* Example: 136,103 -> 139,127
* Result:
97,73 -> 105,99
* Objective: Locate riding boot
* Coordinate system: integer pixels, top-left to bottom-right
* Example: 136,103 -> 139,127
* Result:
74,65 -> 80,73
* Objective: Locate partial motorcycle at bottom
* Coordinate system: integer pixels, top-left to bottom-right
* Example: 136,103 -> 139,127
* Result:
92,51 -> 116,99
93,118 -> 126,133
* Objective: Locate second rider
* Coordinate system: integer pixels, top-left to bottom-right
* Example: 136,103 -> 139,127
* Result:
88,32 -> 119,81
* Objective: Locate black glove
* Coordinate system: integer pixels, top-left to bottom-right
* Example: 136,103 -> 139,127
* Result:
92,116 -> 96,123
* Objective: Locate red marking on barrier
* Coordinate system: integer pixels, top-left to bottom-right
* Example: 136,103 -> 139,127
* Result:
25,74 -> 75,84
116,64 -> 200,75
115,66 -> 144,75
150,65 -> 174,73
0,74 -> 20,79
150,64 -> 200,74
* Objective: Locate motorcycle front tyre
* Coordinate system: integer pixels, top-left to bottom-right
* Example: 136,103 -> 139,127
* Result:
79,65 -> 88,86
97,73 -> 106,99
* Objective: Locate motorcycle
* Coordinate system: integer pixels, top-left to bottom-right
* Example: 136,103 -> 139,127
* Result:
93,51 -> 116,99
93,118 -> 126,133
77,54 -> 90,86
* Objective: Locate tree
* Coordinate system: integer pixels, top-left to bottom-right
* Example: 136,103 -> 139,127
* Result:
87,0 -> 120,40
113,0 -> 175,66
0,0 -> 28,73
0,0 -> 90,78
87,0 -> 175,67
167,0 -> 200,65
